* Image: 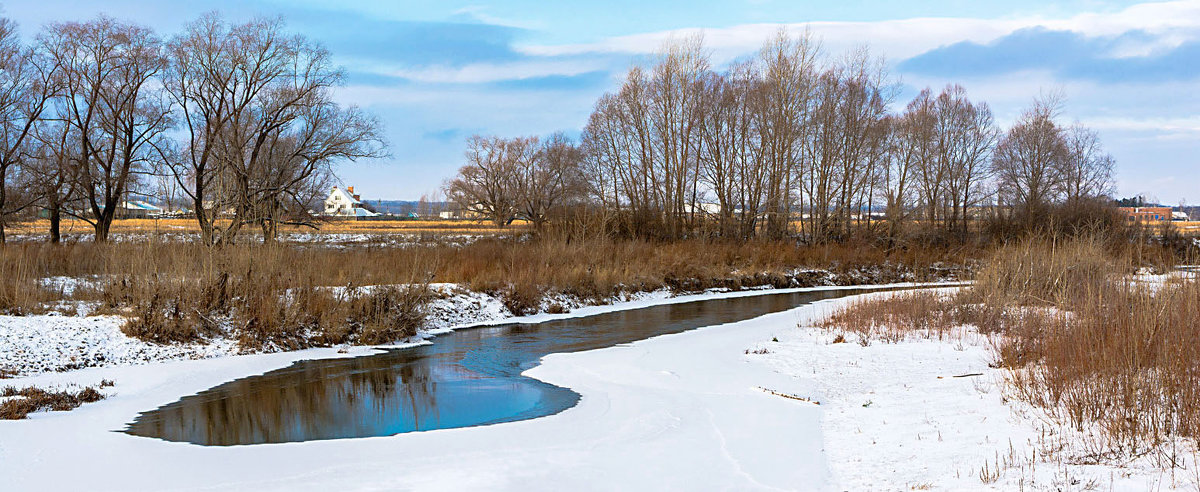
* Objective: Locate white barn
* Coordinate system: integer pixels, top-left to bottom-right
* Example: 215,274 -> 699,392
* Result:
324,186 -> 379,217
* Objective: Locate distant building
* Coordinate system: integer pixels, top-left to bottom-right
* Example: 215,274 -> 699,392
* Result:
1173,211 -> 1191,221
1120,206 -> 1172,222
324,186 -> 380,217
438,208 -> 484,220
684,202 -> 723,216
115,201 -> 164,219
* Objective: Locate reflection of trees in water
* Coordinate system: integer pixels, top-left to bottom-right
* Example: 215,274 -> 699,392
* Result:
127,288 -> 875,445
127,354 -> 478,445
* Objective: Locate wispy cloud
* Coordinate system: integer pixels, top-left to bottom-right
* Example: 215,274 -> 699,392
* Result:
900,28 -> 1200,82
515,1 -> 1200,66
366,58 -> 614,84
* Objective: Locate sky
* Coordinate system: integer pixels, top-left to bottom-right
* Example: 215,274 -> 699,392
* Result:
3,0 -> 1198,203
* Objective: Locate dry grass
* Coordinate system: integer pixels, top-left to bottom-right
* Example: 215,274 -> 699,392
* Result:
970,238 -> 1200,458
965,237 -> 1121,307
824,237 -> 1200,461
0,250 -> 53,315
0,236 -> 971,348
0,381 -> 110,420
997,276 -> 1200,458
821,291 -> 962,345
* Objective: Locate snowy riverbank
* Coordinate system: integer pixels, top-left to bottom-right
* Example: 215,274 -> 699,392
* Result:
0,266 -> 944,377
2,285 -> 1192,490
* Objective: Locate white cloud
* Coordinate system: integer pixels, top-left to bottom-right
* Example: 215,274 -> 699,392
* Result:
1087,116 -> 1200,138
516,1 -> 1200,65
368,58 -> 609,84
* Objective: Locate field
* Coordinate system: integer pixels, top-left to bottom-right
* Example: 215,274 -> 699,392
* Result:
1174,221 -> 1200,234
5,218 -> 529,237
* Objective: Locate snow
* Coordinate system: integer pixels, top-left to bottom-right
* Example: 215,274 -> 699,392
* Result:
765,289 -> 1199,490
1133,266 -> 1197,291
3,231 -> 485,247
0,269 -> 942,378
0,281 -> 673,377
0,314 -> 239,376
1,286 -> 1192,490
37,275 -> 104,297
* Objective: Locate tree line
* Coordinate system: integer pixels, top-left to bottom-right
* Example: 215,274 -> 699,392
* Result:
0,13 -> 385,245
447,32 -> 1116,242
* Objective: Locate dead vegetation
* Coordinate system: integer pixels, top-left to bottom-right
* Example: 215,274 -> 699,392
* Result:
0,236 -> 970,349
821,235 -> 1200,464
0,381 -> 111,420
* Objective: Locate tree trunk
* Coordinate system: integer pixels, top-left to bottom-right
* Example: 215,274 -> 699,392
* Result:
94,211 -> 113,243
49,201 -> 61,244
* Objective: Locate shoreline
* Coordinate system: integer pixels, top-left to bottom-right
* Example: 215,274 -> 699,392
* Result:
0,285 -> 1191,490
0,271 -> 965,378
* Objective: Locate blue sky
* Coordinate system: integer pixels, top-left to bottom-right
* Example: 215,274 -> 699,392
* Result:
4,0 -> 1197,204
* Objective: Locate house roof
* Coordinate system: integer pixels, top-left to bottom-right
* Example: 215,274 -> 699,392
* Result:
119,200 -> 163,211
328,187 -> 362,205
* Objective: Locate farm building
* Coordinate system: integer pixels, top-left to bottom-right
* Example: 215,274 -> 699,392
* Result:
324,186 -> 380,217
1120,206 -> 1172,222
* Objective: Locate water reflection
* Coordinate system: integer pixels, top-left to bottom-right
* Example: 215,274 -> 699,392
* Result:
125,288 -> 877,445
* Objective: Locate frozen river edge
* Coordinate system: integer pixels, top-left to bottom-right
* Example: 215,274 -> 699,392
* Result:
0,284 -> 1179,491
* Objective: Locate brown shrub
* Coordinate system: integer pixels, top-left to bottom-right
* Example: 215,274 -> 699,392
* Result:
350,286 -> 430,345
998,279 -> 1200,456
960,237 -> 1200,457
967,236 -> 1120,307
1,235 -> 975,349
0,384 -> 109,420
820,291 -> 962,345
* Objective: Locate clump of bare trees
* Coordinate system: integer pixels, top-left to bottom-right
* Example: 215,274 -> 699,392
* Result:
0,13 -> 385,246
450,32 -> 1116,243
993,94 -> 1116,226
162,14 -> 384,246
0,18 -> 56,244
445,133 -> 584,230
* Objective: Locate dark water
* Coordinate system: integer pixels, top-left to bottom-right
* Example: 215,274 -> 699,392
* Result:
124,288 -> 885,446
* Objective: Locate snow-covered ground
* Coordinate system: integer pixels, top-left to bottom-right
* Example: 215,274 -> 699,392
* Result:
763,290 -> 1199,490
3,231 -> 486,247
0,314 -> 240,376
0,282 -> 657,377
0,270 -> 917,377
2,286 -> 1193,490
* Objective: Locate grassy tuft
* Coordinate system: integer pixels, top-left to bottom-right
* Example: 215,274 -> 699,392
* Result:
0,384 -> 108,420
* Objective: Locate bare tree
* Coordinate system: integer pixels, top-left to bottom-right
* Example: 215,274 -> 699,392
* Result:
445,135 -> 528,227
879,99 -> 933,242
162,14 -> 383,245
798,49 -> 891,242
935,85 -> 998,236
0,18 -> 58,244
40,16 -> 171,242
648,34 -> 709,237
993,95 -> 1068,220
698,63 -> 762,238
29,118 -> 79,243
1058,124 -> 1115,202
516,132 -> 584,231
755,29 -> 819,239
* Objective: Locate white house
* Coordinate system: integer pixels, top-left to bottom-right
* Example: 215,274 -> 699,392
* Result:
324,186 -> 379,217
